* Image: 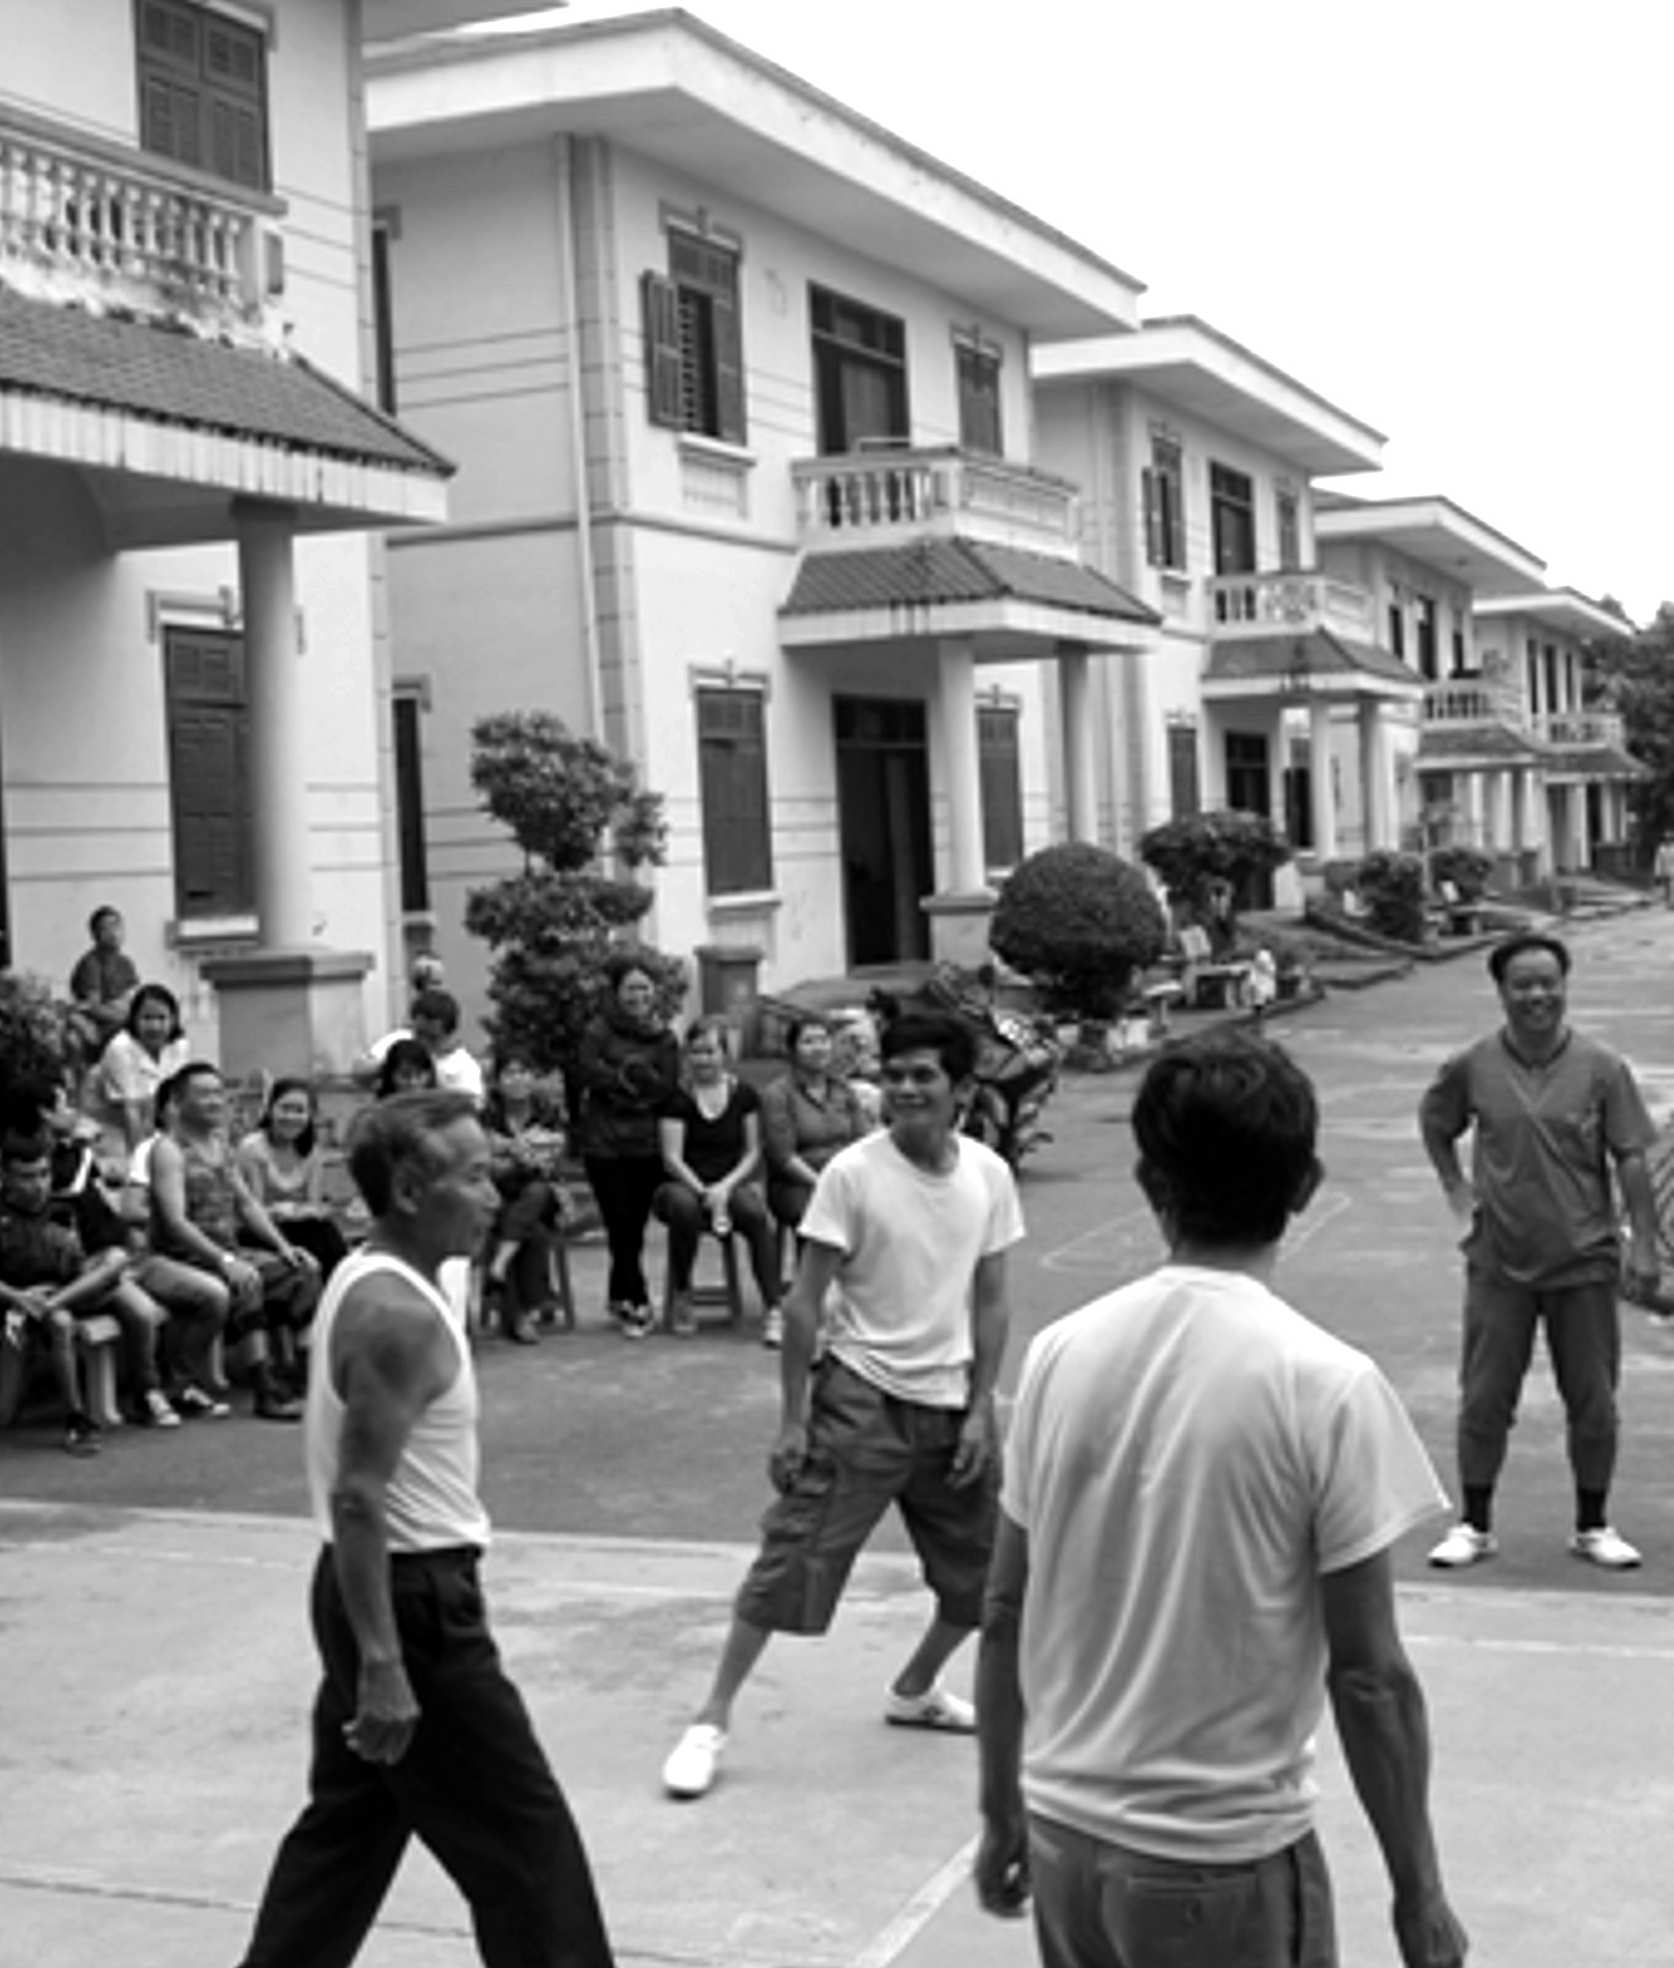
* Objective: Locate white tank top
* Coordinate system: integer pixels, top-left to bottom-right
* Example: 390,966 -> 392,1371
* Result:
305,1248 -> 491,1553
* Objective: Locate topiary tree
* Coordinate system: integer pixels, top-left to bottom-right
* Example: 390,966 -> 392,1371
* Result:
1138,810 -> 1293,947
989,842 -> 1168,1024
0,970 -> 70,1097
463,712 -> 686,1112
1429,843 -> 1494,901
1354,848 -> 1428,943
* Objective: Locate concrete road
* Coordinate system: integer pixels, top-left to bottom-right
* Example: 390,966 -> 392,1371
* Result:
6,903 -> 1674,1964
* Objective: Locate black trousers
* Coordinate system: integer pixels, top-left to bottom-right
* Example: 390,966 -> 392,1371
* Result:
583,1154 -> 664,1307
239,1547 -> 614,1968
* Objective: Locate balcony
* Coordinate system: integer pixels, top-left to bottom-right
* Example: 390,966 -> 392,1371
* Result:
1533,710 -> 1626,750
791,446 -> 1080,557
1205,569 -> 1375,640
0,105 -> 284,349
1423,681 -> 1527,727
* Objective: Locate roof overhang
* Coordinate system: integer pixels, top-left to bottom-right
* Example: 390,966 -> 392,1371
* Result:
1199,628 -> 1422,704
1033,315 -> 1385,476
1473,588 -> 1635,641
780,597 -> 1152,660
367,10 -> 1144,339
1315,496 -> 1547,596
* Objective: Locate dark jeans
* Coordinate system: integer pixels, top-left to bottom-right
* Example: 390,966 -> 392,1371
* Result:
1029,1816 -> 1336,1968
583,1155 -> 663,1307
1458,1270 -> 1620,1492
239,1546 -> 614,1968
493,1178 -> 564,1324
652,1181 -> 779,1303
277,1214 -> 351,1281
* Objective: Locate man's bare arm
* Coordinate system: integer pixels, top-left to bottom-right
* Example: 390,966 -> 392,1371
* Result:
974,1511 -> 1031,1918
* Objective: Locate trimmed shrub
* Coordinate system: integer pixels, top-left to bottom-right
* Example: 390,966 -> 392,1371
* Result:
990,843 -> 1168,1022
1354,849 -> 1427,943
1138,810 -> 1293,927
1429,844 -> 1495,901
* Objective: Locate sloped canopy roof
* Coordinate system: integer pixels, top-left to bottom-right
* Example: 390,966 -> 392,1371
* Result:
1203,628 -> 1419,697
1417,724 -> 1545,764
782,537 -> 1155,623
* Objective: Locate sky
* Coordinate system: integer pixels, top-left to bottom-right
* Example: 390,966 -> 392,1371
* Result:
468,0 -> 1672,623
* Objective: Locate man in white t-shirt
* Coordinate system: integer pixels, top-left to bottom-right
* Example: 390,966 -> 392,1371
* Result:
353,988 -> 484,1105
661,1010 -> 1025,1802
976,1031 -> 1468,1968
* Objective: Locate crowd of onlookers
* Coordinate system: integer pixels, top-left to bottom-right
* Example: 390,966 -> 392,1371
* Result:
2,912 -> 884,1453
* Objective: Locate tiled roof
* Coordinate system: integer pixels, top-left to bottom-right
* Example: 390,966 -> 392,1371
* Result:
1203,628 -> 1415,689
781,537 -> 1157,624
0,288 -> 451,476
1540,745 -> 1646,778
1418,724 -> 1544,763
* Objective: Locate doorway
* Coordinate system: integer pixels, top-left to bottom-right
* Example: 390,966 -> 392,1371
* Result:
834,696 -> 933,967
1224,728 -> 1275,909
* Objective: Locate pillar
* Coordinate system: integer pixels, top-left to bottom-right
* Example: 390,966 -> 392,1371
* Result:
1308,700 -> 1338,861
1358,702 -> 1390,850
921,638 -> 995,965
1059,645 -> 1097,843
237,501 -> 311,949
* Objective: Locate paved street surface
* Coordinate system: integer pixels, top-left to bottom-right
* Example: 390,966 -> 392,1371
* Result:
6,904 -> 1674,1964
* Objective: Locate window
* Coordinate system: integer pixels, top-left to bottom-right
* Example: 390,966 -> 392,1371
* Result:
1167,720 -> 1201,818
1527,636 -> 1541,713
1388,599 -> 1406,661
164,626 -> 253,919
1451,624 -> 1468,675
371,216 -> 397,415
977,705 -> 1024,871
1208,463 -> 1256,575
135,0 -> 269,192
1276,488 -> 1301,571
956,342 -> 1002,455
1415,596 -> 1438,680
392,689 -> 429,915
1544,643 -> 1560,713
809,285 -> 909,455
642,230 -> 746,444
1143,437 -> 1186,571
697,688 -> 773,896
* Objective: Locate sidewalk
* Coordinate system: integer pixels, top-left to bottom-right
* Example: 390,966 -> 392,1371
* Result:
3,1501 -> 1672,1966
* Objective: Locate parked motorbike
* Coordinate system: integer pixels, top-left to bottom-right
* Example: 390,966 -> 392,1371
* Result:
869,963 -> 1061,1169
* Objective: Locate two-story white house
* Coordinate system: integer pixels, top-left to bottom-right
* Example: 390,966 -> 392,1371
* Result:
1032,317 -> 1409,897
365,7 -> 1158,1008
0,0 -> 451,1072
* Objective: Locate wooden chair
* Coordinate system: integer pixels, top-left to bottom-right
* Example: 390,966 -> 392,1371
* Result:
662,1222 -> 745,1332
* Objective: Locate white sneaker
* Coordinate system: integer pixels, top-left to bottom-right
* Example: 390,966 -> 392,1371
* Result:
884,1680 -> 976,1732
662,1722 -> 726,1799
141,1389 -> 181,1428
1570,1526 -> 1641,1570
1427,1523 -> 1498,1569
761,1307 -> 783,1349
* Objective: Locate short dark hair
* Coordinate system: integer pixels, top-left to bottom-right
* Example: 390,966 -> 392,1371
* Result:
785,1015 -> 831,1055
1488,931 -> 1571,984
126,982 -> 183,1041
1,1129 -> 51,1169
604,952 -> 657,995
1132,1031 -> 1319,1249
174,1060 -> 223,1097
408,988 -> 460,1036
880,1010 -> 977,1086
375,1038 -> 439,1099
348,1089 -> 479,1217
259,1076 -> 317,1158
88,904 -> 122,938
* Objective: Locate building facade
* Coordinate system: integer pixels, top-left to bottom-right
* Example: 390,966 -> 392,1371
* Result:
0,0 -> 450,1071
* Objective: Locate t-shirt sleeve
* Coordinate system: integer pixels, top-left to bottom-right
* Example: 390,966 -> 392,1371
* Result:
800,1153 -> 855,1253
999,1329 -> 1050,1530
1312,1361 -> 1449,1575
1602,1057 -> 1658,1158
97,1036 -> 142,1103
1417,1049 -> 1472,1142
982,1159 -> 1027,1256
69,951 -> 97,1002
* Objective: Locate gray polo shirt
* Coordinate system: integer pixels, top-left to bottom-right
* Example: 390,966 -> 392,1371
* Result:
1420,1028 -> 1657,1287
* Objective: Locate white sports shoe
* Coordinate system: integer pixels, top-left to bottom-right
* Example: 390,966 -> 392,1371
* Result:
1427,1523 -> 1498,1569
883,1680 -> 976,1732
662,1723 -> 726,1799
1569,1526 -> 1641,1570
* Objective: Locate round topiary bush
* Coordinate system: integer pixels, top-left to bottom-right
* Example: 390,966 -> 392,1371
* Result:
1354,849 -> 1428,943
1429,844 -> 1494,901
990,843 -> 1168,1022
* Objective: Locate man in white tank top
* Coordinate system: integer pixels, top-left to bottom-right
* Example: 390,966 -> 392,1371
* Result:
236,1091 -> 615,1968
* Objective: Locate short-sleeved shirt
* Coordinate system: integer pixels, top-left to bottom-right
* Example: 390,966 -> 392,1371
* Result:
0,1205 -> 83,1290
1003,1264 -> 1446,1863
758,1071 -> 868,1178
1419,1028 -> 1657,1287
802,1129 -> 1025,1409
662,1080 -> 760,1186
69,946 -> 139,1010
96,1031 -> 189,1124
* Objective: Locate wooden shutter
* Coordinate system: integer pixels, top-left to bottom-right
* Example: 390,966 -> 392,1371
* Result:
978,708 -> 1024,870
137,0 -> 268,190
697,690 -> 772,895
164,629 -> 254,918
642,271 -> 685,428
1141,466 -> 1162,566
711,275 -> 746,444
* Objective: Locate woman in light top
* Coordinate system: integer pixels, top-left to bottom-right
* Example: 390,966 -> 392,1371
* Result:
95,983 -> 190,1160
236,1077 -> 349,1280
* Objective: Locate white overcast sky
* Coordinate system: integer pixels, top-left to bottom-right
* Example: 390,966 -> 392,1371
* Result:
479,1 -> 1671,622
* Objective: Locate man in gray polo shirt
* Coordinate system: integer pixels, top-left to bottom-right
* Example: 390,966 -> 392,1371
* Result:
1420,930 -> 1661,1570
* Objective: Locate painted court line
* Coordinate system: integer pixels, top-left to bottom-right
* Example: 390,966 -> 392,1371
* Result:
848,1836 -> 979,1968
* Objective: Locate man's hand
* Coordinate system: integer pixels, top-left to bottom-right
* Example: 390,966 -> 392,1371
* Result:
223,1255 -> 263,1312
1624,1235 -> 1662,1306
949,1403 -> 995,1489
1393,1884 -> 1468,1966
343,1656 -> 420,1765
973,1813 -> 1030,1918
768,1420 -> 808,1493
276,1242 -> 318,1275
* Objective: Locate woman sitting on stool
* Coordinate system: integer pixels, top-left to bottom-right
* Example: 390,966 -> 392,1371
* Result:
760,1014 -> 871,1239
236,1078 -> 350,1281
482,1051 -> 570,1344
654,1018 -> 783,1346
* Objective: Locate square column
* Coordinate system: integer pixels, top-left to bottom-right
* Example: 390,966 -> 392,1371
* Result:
1358,702 -> 1392,850
1308,701 -> 1338,860
922,638 -> 995,964
1058,644 -> 1098,843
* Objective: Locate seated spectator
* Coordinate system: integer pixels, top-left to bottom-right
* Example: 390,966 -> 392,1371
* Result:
150,1062 -> 320,1422
235,1078 -> 350,1281
67,904 -> 139,1070
654,1017 -> 782,1346
0,1129 -> 177,1451
373,1037 -> 439,1100
760,1015 -> 871,1237
482,1051 -> 570,1344
93,982 -> 190,1163
352,988 -> 484,1103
